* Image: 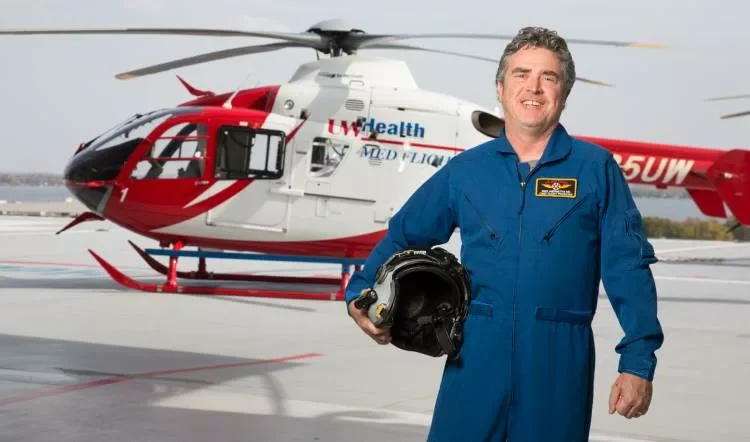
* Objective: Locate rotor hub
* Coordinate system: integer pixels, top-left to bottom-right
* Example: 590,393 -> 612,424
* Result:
306,19 -> 365,56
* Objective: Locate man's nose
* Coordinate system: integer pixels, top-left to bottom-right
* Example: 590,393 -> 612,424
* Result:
527,77 -> 543,93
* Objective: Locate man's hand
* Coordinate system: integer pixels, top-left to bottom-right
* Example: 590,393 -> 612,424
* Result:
609,372 -> 653,419
347,296 -> 391,345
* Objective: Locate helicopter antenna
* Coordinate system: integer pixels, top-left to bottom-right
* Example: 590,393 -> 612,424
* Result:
222,70 -> 254,109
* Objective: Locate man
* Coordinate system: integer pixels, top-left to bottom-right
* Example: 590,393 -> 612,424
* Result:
345,26 -> 664,441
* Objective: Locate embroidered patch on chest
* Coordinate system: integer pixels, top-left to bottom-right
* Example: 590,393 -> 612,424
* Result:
535,178 -> 577,198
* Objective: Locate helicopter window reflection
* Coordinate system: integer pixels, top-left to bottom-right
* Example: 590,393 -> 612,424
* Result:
85,108 -> 201,154
131,122 -> 208,180
310,137 -> 350,178
215,126 -> 285,180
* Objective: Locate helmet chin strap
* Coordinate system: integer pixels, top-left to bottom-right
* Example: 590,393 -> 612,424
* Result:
420,316 -> 460,360
414,302 -> 462,360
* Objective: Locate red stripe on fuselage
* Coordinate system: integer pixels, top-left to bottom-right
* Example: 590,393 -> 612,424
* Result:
136,229 -> 388,259
359,137 -> 463,153
105,180 -> 253,233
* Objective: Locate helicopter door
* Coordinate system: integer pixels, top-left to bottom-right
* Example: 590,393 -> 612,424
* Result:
124,119 -> 212,222
205,124 -> 289,233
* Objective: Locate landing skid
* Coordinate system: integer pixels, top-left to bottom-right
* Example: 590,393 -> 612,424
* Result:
89,241 -> 365,300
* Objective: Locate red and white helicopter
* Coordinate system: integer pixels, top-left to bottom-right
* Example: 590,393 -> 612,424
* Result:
2,20 -> 748,299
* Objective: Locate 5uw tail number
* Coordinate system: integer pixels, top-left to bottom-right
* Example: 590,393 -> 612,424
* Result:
612,154 -> 695,185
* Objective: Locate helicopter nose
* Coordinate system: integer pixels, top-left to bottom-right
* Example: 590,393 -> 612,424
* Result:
64,157 -> 115,212
63,143 -> 134,212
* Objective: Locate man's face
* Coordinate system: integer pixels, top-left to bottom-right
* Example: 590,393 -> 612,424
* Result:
497,46 -> 566,134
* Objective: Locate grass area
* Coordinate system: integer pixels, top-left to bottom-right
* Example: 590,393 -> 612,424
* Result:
643,216 -> 749,241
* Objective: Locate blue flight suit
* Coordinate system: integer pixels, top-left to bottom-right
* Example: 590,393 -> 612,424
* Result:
345,124 -> 664,442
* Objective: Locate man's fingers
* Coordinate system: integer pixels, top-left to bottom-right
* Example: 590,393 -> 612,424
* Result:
365,322 -> 388,337
348,303 -> 369,321
359,318 -> 391,344
347,300 -> 391,345
628,397 -> 651,418
609,373 -> 654,419
616,395 -> 636,418
372,334 -> 391,345
627,405 -> 647,419
624,400 -> 643,418
608,383 -> 621,414
366,324 -> 391,345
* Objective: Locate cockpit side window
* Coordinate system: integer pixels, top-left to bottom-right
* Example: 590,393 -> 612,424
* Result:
309,137 -> 350,178
214,125 -> 285,180
131,122 -> 208,180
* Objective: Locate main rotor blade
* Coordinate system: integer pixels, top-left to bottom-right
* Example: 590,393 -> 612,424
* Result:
362,43 -> 613,87
574,77 -> 614,87
720,109 -> 750,120
705,94 -> 750,101
352,34 -> 669,49
362,42 -> 499,62
0,27 -> 324,47
115,41 -> 305,80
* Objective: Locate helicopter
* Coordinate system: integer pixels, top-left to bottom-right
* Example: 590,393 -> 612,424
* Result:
1,19 -> 748,299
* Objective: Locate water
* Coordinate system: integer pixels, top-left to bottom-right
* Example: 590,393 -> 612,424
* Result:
0,185 -> 716,221
633,196 -> 718,221
0,185 -> 72,203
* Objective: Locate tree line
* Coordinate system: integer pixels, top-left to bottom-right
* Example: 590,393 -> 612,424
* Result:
643,216 -> 749,241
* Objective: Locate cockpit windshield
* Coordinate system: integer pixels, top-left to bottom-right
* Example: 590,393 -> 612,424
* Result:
80,107 -> 204,154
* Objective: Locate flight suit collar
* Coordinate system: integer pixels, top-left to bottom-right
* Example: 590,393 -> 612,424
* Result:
494,123 -> 573,165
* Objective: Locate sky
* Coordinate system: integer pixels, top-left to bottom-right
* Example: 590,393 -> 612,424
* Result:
0,0 -> 747,173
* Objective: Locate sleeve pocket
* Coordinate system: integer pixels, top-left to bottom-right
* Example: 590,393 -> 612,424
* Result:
625,207 -> 658,267
535,307 -> 593,324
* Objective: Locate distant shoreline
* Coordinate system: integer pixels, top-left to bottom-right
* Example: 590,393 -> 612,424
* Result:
0,174 -> 65,186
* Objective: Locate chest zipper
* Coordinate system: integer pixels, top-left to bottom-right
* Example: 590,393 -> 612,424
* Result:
463,194 -> 499,241
542,195 -> 588,242
511,161 -> 539,405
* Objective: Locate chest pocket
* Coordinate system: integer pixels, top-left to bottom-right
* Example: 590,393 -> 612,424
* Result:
537,190 -> 600,243
458,192 -> 507,248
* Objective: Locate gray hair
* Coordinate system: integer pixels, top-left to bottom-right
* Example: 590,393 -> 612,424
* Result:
495,27 -> 576,98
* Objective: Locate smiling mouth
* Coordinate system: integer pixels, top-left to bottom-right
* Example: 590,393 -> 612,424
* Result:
522,100 -> 543,108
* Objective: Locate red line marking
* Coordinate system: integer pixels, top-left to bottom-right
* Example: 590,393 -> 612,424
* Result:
0,352 -> 322,407
0,259 -> 103,268
410,141 -> 464,153
0,259 -> 143,271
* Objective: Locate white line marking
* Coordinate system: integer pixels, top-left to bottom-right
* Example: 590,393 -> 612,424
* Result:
589,436 -> 659,442
656,276 -> 750,285
153,391 -> 657,441
656,243 -> 749,254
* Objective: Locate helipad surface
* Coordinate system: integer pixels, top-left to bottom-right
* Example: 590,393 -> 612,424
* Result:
0,216 -> 748,441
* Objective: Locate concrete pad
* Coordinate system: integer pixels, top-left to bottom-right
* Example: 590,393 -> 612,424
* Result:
0,216 -> 748,441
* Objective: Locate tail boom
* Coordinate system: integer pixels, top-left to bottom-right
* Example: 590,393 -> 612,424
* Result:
576,136 -> 750,224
